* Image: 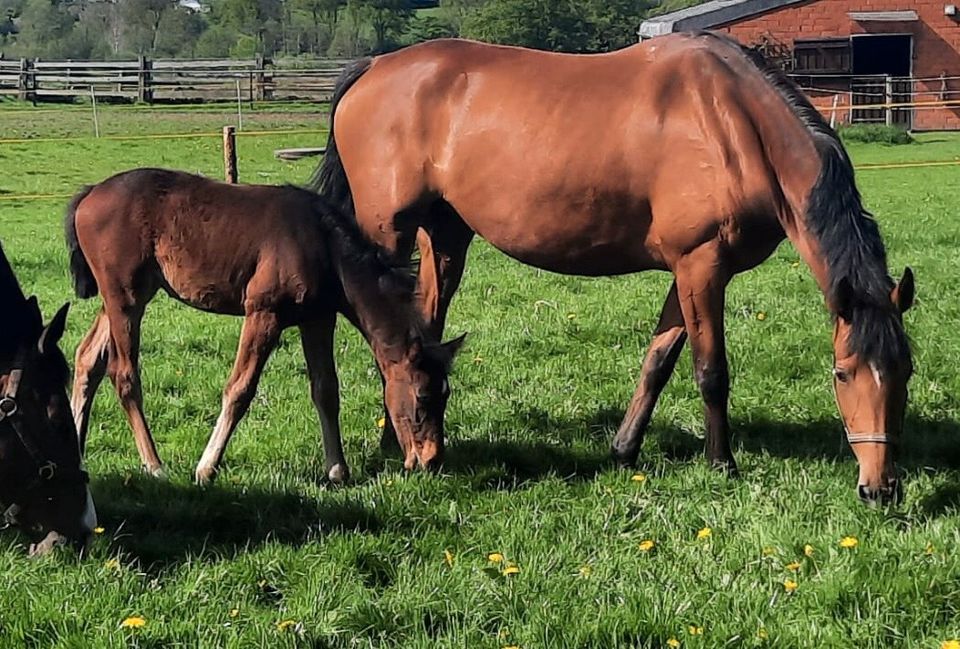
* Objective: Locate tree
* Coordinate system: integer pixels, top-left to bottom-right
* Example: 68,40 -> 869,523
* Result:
293,0 -> 339,54
122,0 -> 177,54
355,0 -> 411,53
461,0 -> 589,52
216,0 -> 282,52
13,0 -> 74,57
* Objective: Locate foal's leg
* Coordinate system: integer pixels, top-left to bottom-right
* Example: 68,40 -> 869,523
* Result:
71,309 -> 111,455
299,314 -> 349,484
674,253 -> 737,474
103,300 -> 165,476
195,311 -> 281,485
611,282 -> 687,467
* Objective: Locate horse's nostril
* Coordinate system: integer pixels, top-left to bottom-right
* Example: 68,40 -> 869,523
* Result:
858,484 -> 877,503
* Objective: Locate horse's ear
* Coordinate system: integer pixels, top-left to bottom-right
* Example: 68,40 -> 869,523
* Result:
440,333 -> 467,368
37,302 -> 69,355
832,277 -> 855,321
892,267 -> 914,314
24,295 -> 43,330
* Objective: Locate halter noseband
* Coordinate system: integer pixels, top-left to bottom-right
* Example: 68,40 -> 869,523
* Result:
0,363 -> 88,528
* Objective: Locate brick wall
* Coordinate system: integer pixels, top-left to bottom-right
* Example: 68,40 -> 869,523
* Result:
712,0 -> 960,130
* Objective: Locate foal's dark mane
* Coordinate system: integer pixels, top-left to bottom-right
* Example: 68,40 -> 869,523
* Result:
701,32 -> 910,368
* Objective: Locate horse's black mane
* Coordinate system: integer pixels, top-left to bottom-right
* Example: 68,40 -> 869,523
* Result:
699,32 -> 910,368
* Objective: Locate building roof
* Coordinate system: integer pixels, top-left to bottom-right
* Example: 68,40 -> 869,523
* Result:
639,0 -> 808,39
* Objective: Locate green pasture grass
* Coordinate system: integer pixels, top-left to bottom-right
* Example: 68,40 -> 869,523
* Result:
0,109 -> 958,648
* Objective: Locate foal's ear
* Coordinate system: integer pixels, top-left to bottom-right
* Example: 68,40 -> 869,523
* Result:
24,295 -> 43,330
891,267 -> 915,314
37,302 -> 70,355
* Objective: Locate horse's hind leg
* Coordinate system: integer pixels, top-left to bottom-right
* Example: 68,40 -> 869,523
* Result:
674,253 -> 737,475
71,308 -> 111,455
195,311 -> 281,485
611,282 -> 687,467
103,299 -> 165,476
299,313 -> 349,484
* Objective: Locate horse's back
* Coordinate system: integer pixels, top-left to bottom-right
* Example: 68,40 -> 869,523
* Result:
73,169 -> 332,316
334,34 -> 810,275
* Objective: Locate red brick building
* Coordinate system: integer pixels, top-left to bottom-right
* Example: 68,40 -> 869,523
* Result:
639,0 -> 960,130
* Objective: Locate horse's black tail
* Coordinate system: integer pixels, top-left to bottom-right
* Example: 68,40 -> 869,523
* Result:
307,57 -> 373,215
64,185 -> 98,299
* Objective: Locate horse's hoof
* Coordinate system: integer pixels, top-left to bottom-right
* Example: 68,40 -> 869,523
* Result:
610,443 -> 640,470
327,463 -> 350,485
194,465 -> 217,486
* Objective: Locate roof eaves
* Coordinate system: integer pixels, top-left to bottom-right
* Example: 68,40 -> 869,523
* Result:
639,0 -> 810,39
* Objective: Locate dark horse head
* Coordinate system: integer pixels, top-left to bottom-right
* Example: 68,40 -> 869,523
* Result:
0,243 -> 95,554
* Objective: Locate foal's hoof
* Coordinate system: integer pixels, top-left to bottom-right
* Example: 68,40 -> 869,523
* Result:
327,463 -> 350,485
194,465 -> 218,486
144,464 -> 167,480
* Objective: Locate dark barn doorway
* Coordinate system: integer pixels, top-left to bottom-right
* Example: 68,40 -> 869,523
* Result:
852,34 -> 912,76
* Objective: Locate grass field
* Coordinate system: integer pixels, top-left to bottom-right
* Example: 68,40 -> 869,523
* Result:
1,102 -> 959,648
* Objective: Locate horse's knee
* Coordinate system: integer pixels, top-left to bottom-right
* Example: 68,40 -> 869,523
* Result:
108,362 -> 138,401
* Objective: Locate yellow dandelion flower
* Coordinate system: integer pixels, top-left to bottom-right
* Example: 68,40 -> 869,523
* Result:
93,527 -> 105,535
104,558 -> 121,571
667,639 -> 681,648
502,564 -> 520,576
473,355 -> 483,365
567,313 -> 576,320
502,645 -> 521,649
696,527 -> 712,540
638,540 -> 655,553
757,627 -> 769,640
120,616 -> 146,629
783,579 -> 798,593
941,641 -> 960,649
276,620 -> 297,633
839,536 -> 859,549
688,625 -> 703,636
791,261 -> 800,268
488,552 -> 504,563
578,565 -> 592,577
925,543 -> 935,556
757,312 -> 767,321
444,549 -> 454,567
762,546 -> 776,556
229,608 -> 239,618
631,473 -> 647,483
376,417 -> 386,429
785,561 -> 802,572
803,544 -> 814,558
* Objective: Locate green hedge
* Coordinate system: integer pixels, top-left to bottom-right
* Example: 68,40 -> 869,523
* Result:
838,124 -> 914,145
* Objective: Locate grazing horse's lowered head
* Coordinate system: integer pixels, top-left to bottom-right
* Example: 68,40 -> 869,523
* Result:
0,244 -> 95,554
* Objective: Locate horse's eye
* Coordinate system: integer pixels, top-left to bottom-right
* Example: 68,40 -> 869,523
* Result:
833,368 -> 850,383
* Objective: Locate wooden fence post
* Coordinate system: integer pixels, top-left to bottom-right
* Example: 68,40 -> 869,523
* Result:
17,58 -> 31,102
223,126 -> 238,184
138,55 -> 153,104
885,76 -> 894,127
255,54 -> 265,101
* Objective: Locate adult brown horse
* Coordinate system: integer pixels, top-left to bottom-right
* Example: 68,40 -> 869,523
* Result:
0,242 -> 97,554
310,32 -> 914,505
65,169 -> 462,484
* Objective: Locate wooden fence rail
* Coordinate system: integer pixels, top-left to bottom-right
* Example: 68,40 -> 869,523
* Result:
0,56 -> 350,103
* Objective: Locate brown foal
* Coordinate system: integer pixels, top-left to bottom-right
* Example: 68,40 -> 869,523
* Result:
311,33 -> 914,504
65,169 -> 462,484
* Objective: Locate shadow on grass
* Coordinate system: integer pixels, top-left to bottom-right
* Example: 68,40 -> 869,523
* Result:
89,473 -> 381,568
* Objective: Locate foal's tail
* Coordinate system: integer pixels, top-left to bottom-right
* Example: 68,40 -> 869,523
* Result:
64,186 -> 99,299
307,57 -> 372,215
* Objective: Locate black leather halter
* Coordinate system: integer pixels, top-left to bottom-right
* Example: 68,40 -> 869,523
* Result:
0,362 -> 88,528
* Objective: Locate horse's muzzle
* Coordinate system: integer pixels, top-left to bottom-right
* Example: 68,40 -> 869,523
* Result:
858,479 -> 902,506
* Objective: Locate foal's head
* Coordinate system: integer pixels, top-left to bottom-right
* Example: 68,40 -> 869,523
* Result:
831,268 -> 914,506
0,299 -> 96,553
380,333 -> 466,471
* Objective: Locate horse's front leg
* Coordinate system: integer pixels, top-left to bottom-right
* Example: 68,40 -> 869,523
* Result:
195,311 -> 281,485
675,250 -> 737,475
611,281 -> 687,467
299,313 -> 349,484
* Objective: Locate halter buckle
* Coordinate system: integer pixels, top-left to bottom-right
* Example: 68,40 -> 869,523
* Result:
38,461 -> 57,481
0,396 -> 17,421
